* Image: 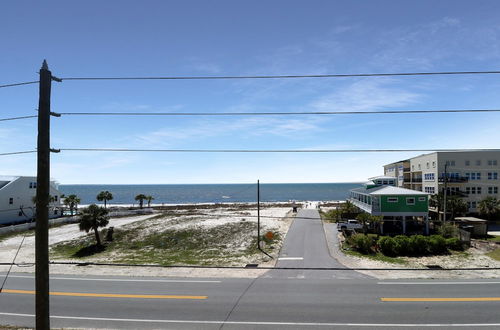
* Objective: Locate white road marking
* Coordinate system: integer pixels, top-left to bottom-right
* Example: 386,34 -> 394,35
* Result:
378,281 -> 500,285
278,257 -> 303,260
1,275 -> 220,283
1,312 -> 500,327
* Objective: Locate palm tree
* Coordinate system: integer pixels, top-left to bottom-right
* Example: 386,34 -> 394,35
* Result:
64,194 -> 81,216
341,200 -> 358,215
447,195 -> 467,221
429,192 -> 444,220
79,204 -> 109,246
96,191 -> 113,209
135,194 -> 147,209
146,195 -> 154,208
478,196 -> 500,221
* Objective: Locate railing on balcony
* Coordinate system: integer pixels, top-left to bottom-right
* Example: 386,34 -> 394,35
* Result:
438,176 -> 468,183
403,178 -> 422,183
403,167 -> 411,172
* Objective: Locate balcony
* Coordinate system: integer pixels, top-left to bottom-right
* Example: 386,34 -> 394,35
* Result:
403,178 -> 422,183
438,176 -> 468,183
403,167 -> 411,172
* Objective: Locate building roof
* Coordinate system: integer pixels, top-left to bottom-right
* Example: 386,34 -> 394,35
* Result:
368,175 -> 396,181
454,217 -> 487,223
351,185 -> 428,196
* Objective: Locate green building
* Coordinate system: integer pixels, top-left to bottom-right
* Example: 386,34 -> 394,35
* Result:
349,176 -> 429,234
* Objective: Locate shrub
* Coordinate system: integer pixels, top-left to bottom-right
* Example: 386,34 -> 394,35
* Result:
349,234 -> 373,254
393,235 -> 411,256
378,236 -> 397,256
409,235 -> 428,256
427,235 -> 447,254
438,223 -> 459,238
445,237 -> 463,251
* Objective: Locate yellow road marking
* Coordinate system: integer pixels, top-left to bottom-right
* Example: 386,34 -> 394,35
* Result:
381,297 -> 500,302
2,289 -> 207,300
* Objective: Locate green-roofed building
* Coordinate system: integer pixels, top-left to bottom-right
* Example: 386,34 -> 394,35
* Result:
349,176 -> 429,235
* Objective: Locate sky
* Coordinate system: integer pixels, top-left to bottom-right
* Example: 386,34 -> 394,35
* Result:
1,0 -> 500,184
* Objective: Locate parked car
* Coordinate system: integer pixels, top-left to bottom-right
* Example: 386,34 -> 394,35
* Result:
337,219 -> 363,231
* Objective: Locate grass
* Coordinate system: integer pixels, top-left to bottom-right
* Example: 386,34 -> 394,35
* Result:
486,248 -> 500,261
51,220 -> 282,266
483,235 -> 500,242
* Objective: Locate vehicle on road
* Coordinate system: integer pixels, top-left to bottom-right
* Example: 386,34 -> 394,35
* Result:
337,219 -> 363,231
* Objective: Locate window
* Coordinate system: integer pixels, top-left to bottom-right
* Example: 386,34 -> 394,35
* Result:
465,172 -> 470,179
471,173 -> 476,180
383,180 -> 388,185
465,187 -> 471,194
488,160 -> 498,166
412,165 -> 414,171
432,161 -> 436,168
476,160 -> 481,166
418,197 -> 426,202
488,187 -> 498,194
54,195 -> 58,201
471,187 -> 476,194
387,197 -> 398,203
465,160 -> 470,166
426,162 -> 429,169
9,198 -> 13,205
418,164 -> 421,170
477,187 -> 482,194
471,201 -> 477,209
29,182 -> 32,189
477,172 -> 481,180
406,197 -> 415,205
495,187 -> 499,194
488,172 -> 498,180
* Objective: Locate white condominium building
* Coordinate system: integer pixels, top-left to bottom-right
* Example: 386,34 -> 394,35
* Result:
383,151 -> 500,213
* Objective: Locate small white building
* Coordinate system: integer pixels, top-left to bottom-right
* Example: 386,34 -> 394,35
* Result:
0,176 -> 62,225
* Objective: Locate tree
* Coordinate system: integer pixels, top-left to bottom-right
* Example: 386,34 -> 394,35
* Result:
79,204 -> 109,246
429,192 -> 444,220
356,213 -> 371,234
146,195 -> 154,208
478,196 -> 500,221
96,191 -> 113,209
64,194 -> 81,216
135,194 -> 147,209
341,200 -> 358,216
446,196 -> 467,221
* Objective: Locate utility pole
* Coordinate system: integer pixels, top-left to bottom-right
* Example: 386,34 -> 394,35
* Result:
443,162 -> 448,223
36,60 -> 56,330
257,180 -> 260,249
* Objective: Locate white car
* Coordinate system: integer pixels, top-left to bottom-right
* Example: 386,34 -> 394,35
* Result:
337,219 -> 363,231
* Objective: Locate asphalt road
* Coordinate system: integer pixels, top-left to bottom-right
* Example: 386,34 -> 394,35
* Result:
1,208 -> 499,329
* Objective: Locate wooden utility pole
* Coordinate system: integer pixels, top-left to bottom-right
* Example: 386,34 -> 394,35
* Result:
36,60 -> 52,330
443,162 -> 448,223
257,180 -> 260,249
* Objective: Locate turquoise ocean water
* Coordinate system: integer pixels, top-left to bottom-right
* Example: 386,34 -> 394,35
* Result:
59,183 -> 362,205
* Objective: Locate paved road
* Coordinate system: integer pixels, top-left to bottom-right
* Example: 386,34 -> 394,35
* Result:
265,208 -> 368,280
1,208 -> 500,329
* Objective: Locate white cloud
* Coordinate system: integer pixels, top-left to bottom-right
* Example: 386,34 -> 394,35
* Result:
310,79 -> 420,112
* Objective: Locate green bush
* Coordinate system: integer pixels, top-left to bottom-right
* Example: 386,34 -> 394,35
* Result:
350,234 -> 373,254
445,237 -> 463,251
428,235 -> 447,254
378,236 -> 397,256
393,235 -> 412,256
409,235 -> 428,256
438,223 -> 459,238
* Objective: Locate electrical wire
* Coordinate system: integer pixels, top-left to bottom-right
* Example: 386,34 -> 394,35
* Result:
0,115 -> 37,122
58,148 -> 500,153
0,81 -> 39,89
0,151 -> 37,156
60,70 -> 500,81
57,109 -> 500,117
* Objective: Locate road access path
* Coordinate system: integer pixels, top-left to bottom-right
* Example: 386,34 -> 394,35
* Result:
264,206 -> 368,279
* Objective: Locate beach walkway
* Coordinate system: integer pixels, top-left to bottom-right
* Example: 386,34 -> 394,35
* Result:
265,207 -> 369,279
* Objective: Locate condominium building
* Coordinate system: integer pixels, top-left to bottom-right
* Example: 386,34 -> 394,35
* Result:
0,176 -> 62,225
383,151 -> 500,213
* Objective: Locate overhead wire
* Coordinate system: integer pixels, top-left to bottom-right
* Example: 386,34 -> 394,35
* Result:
0,81 -> 39,89
60,70 -> 500,81
58,148 -> 500,153
0,151 -> 37,157
0,115 -> 37,122
57,109 -> 500,116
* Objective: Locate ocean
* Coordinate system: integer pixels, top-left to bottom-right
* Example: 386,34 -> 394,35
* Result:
58,183 -> 362,205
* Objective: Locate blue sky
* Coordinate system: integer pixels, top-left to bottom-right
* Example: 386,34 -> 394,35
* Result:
1,0 -> 500,184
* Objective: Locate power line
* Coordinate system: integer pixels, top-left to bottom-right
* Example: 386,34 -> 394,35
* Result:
57,109 -> 500,117
0,81 -> 39,89
60,70 -> 500,81
0,115 -> 38,122
0,151 -> 37,156
58,148 -> 500,153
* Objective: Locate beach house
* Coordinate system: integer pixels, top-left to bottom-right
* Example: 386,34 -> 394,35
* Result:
0,176 -> 62,225
349,176 -> 429,234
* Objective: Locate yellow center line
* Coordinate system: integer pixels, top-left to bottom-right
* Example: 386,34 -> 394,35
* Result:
381,297 -> 500,302
2,289 -> 207,300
